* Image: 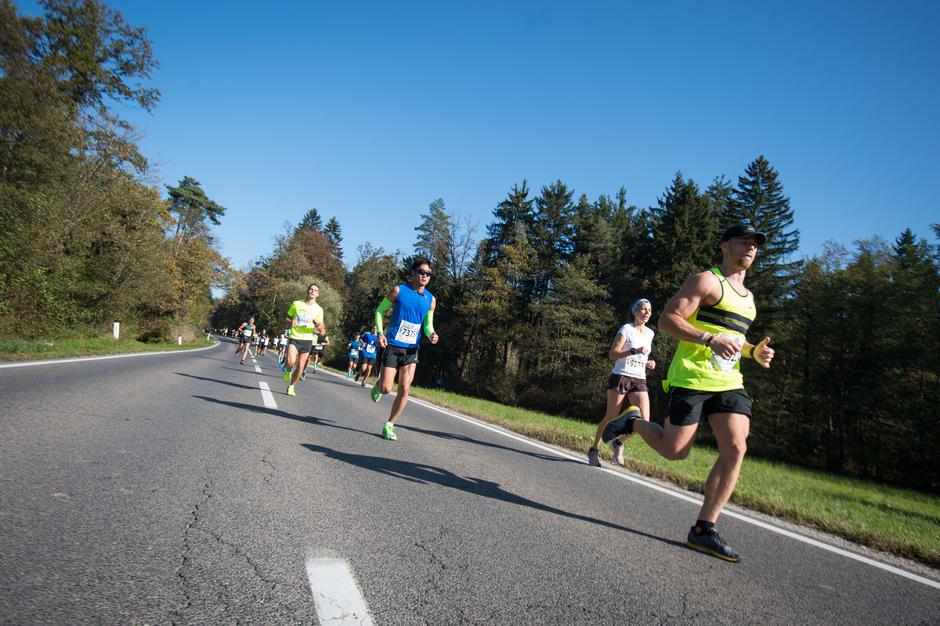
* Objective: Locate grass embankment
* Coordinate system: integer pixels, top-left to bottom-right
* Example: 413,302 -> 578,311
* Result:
407,386 -> 940,569
0,336 -> 214,362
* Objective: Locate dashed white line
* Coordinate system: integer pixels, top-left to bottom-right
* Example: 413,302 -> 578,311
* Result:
254,365 -> 262,373
305,557 -> 374,625
258,381 -> 277,409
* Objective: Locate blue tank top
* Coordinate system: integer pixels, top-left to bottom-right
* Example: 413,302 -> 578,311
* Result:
386,283 -> 433,348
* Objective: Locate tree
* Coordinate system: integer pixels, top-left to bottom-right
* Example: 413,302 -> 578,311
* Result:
649,172 -> 718,304
414,198 -> 452,271
324,216 -> 343,264
297,208 -> 323,232
483,181 -> 534,263
728,156 -> 801,313
165,176 -> 225,247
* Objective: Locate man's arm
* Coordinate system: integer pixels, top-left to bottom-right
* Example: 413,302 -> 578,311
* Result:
375,286 -> 400,348
424,296 -> 438,344
660,272 -> 741,360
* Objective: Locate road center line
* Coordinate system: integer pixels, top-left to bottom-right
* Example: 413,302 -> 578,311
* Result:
305,557 -> 374,625
258,381 -> 277,409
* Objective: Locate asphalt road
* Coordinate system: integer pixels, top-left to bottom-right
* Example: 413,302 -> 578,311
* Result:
1,341 -> 937,624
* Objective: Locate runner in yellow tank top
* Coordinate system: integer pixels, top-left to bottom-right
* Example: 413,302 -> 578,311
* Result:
606,224 -> 775,562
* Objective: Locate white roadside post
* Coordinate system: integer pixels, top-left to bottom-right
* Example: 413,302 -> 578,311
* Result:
112,320 -> 120,339
177,336 -> 182,345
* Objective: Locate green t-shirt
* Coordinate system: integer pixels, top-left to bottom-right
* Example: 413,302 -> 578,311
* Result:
286,300 -> 323,341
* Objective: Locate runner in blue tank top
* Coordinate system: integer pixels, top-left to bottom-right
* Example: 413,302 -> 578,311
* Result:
372,257 -> 439,440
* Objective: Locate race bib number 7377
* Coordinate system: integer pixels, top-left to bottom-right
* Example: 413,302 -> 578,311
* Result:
393,320 -> 421,344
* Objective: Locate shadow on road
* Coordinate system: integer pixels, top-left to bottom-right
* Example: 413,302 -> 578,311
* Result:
300,442 -> 686,551
191,395 -> 378,438
403,424 -> 578,465
175,372 -> 259,391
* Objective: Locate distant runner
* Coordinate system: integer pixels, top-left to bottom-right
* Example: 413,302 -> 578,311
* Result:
346,332 -> 363,379
310,332 -> 329,373
283,284 -> 325,397
606,225 -> 774,562
235,316 -> 256,366
587,298 -> 656,467
372,257 -> 438,441
356,326 -> 379,386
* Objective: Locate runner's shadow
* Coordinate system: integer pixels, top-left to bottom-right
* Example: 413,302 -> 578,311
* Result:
192,395 -> 377,438
300,442 -> 686,550
403,424 -> 577,465
175,372 -> 258,391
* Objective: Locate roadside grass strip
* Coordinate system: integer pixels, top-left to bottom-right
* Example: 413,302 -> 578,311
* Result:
0,336 -> 215,363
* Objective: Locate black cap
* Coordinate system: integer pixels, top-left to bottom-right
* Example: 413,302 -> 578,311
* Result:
721,224 -> 766,245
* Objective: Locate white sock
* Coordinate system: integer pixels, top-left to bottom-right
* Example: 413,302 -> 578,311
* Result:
385,421 -> 394,428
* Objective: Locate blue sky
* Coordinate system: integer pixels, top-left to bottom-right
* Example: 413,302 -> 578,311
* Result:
20,0 -> 940,270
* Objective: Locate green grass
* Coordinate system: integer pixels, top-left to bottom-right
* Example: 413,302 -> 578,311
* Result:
0,335 -> 214,361
407,386 -> 940,568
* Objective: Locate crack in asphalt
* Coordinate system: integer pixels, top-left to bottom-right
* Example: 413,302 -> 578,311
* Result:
175,474 -> 213,616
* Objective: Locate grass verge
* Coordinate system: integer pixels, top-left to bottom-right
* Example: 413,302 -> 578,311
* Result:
0,336 -> 214,362
406,385 -> 940,569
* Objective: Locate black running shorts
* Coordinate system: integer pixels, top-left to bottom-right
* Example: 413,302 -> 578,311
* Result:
288,338 -> 313,354
382,345 -> 419,368
667,387 -> 752,426
607,374 -> 648,394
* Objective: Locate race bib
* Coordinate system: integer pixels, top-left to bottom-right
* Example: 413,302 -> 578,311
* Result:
242,329 -> 252,338
393,320 -> 421,344
710,333 -> 744,372
295,311 -> 312,327
350,349 -> 359,357
365,344 -> 376,355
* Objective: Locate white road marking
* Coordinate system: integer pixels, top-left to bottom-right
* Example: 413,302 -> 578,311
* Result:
305,557 -> 374,625
0,342 -> 219,368
254,365 -> 262,374
296,362 -> 940,590
258,381 -> 277,409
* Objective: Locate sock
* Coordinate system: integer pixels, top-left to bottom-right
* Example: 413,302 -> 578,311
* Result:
694,520 -> 715,534
385,421 -> 394,428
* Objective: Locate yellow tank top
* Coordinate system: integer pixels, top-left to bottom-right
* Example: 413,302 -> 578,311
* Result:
664,267 -> 756,392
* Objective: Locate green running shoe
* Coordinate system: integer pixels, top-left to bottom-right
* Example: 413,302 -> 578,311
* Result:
371,386 -> 381,403
382,423 -> 397,440
283,369 -> 291,383
286,384 -> 296,397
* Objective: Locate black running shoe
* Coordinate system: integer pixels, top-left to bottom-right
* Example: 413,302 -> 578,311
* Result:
587,447 -> 601,467
686,526 -> 740,562
602,405 -> 642,443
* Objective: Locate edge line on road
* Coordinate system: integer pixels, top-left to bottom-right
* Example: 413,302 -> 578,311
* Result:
0,342 -> 220,369
312,364 -> 939,590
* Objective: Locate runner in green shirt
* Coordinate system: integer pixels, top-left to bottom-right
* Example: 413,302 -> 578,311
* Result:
282,283 -> 325,397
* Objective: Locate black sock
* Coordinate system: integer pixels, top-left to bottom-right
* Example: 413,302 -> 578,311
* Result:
694,520 -> 715,534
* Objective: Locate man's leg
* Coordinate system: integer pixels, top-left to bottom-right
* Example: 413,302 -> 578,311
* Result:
387,363 -> 417,424
697,412 -> 749,523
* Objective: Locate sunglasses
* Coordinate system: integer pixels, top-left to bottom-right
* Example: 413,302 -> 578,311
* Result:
415,270 -> 433,277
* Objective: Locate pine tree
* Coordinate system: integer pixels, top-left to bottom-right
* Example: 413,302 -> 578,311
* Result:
728,156 -> 801,310
484,181 -> 534,263
324,217 -> 343,264
414,198 -> 453,272
650,172 -> 718,304
166,176 -> 225,246
298,208 -> 323,232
